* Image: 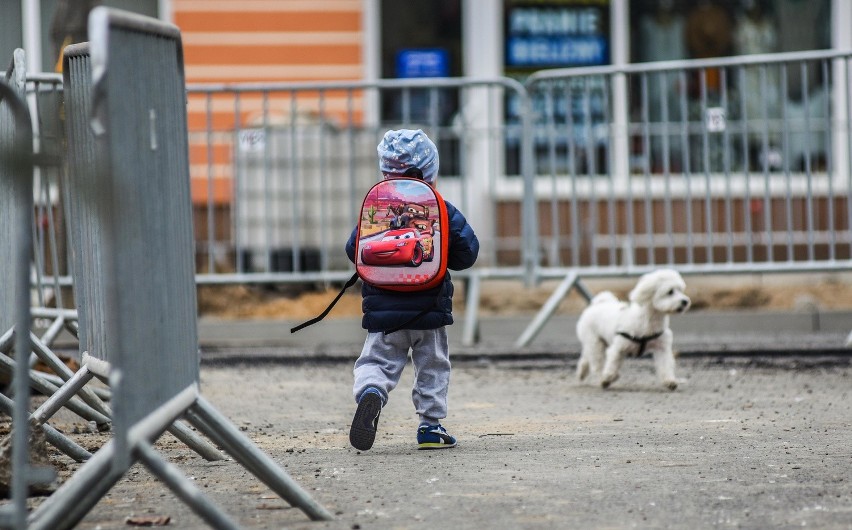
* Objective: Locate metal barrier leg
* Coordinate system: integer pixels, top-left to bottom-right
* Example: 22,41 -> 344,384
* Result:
0,354 -> 111,427
75,366 -> 221,461
186,396 -> 334,521
135,441 -> 239,530
28,331 -> 110,417
38,314 -> 66,346
27,440 -> 125,530
515,271 -> 582,348
30,365 -> 95,424
572,279 -> 593,303
165,421 -> 225,462
63,318 -> 79,339
40,371 -> 111,401
462,273 -> 481,347
0,328 -> 12,354
28,315 -> 68,370
0,392 -> 91,462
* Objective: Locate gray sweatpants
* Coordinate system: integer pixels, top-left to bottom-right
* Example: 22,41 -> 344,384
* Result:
352,327 -> 450,425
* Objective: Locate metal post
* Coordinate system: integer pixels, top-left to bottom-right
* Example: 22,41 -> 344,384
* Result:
189,396 -> 334,521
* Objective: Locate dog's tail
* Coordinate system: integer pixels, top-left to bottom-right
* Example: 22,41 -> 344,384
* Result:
590,291 -> 619,305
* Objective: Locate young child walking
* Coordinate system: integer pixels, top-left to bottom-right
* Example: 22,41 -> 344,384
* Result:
345,129 -> 479,451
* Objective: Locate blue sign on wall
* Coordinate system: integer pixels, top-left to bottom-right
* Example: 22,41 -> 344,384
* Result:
396,49 -> 449,78
507,35 -> 607,67
505,2 -> 610,69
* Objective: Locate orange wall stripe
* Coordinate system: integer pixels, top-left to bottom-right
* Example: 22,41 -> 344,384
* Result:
174,12 -> 359,33
191,176 -> 233,205
174,0 -> 360,12
184,45 -> 361,65
182,32 -> 361,46
184,64 -> 363,82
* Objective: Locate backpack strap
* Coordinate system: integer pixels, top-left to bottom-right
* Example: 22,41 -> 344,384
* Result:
290,272 -> 359,333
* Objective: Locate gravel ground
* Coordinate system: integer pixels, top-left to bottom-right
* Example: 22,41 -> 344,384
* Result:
18,354 -> 851,529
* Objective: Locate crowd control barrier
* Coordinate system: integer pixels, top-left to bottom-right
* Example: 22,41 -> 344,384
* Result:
27,9 -> 332,529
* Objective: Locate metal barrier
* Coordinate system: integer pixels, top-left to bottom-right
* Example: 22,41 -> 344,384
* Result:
515,50 -> 852,345
185,51 -> 852,290
524,49 -> 852,274
0,50 -> 107,470
181,51 -> 852,346
0,47 -> 38,530
0,48 -> 77,530
51,41 -> 221,461
185,76 -> 532,283
0,61 -> 84,408
29,9 -> 332,529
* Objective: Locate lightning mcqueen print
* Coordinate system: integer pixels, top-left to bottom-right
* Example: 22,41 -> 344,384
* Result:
360,228 -> 434,267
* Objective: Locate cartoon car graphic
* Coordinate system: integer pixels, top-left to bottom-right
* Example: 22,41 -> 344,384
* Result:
409,219 -> 436,261
360,228 -> 432,267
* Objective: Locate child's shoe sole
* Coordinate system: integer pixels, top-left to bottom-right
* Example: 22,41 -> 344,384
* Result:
418,441 -> 457,450
349,392 -> 382,451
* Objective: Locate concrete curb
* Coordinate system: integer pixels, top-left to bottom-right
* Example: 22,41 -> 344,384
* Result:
197,309 -> 852,364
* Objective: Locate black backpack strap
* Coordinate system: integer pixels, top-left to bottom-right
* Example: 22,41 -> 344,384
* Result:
290,272 -> 359,333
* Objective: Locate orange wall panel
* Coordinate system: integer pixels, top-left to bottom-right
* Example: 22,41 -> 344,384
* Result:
176,1 -> 366,205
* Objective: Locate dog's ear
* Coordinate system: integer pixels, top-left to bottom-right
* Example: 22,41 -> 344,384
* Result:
628,274 -> 658,305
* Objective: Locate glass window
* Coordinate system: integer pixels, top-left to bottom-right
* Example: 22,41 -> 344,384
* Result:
379,0 -> 462,176
503,0 -> 612,175
631,0 -> 831,64
629,0 -> 832,175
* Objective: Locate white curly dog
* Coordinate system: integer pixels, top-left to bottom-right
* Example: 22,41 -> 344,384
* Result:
576,269 -> 691,390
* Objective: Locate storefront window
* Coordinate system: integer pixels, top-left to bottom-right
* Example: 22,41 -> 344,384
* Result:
503,0 -> 612,175
630,0 -> 832,175
379,0 -> 462,175
631,0 -> 831,65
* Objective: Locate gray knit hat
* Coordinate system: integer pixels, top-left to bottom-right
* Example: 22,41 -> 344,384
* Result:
376,129 -> 439,183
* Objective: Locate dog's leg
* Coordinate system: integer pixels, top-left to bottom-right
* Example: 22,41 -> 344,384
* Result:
585,338 -> 606,384
578,339 -> 605,383
576,352 -> 590,381
652,348 -> 678,391
600,344 -> 624,389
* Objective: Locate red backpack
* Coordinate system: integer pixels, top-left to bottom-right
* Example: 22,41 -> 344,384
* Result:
291,176 -> 449,333
355,177 -> 449,291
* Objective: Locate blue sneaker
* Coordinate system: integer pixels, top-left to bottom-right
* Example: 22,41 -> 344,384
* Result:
350,388 -> 383,451
417,423 -> 457,450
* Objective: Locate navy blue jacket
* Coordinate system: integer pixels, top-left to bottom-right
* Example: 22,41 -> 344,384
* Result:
346,200 -> 479,333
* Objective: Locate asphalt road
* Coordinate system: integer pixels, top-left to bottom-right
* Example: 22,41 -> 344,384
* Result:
53,353 -> 852,530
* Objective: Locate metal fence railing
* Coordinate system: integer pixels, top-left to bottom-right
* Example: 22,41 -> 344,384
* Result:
184,76 -> 531,284
24,8 -> 332,529
5,49 -> 852,346
513,50 -> 852,345
524,49 -> 852,278
0,47 -> 39,530
180,51 -> 852,291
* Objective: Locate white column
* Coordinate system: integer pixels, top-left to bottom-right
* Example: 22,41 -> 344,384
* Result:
611,0 -> 630,183
460,0 -> 502,265
22,0 -> 42,73
158,0 -> 173,23
832,0 -> 851,186
362,0 -> 381,127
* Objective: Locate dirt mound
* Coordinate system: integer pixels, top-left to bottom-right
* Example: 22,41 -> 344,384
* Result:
197,273 -> 852,320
